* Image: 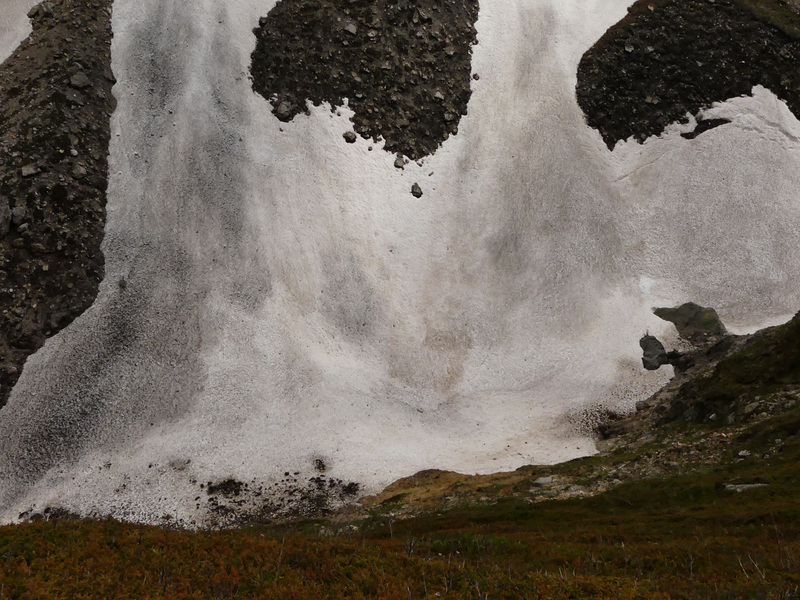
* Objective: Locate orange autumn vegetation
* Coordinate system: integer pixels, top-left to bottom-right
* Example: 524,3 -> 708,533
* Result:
1,477 -> 799,599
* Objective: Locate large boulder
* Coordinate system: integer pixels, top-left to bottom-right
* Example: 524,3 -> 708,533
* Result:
654,302 -> 727,343
640,334 -> 670,370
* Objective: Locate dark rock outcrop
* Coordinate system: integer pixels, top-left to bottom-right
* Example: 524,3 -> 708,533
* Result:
606,311 -> 800,437
576,0 -> 800,148
0,0 -> 115,408
654,302 -> 727,344
250,0 -> 480,160
680,117 -> 731,140
640,334 -> 669,370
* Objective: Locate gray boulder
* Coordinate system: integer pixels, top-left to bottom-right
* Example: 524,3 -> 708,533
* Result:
11,206 -> 27,225
654,302 -> 727,343
640,334 -> 669,370
69,72 -> 92,89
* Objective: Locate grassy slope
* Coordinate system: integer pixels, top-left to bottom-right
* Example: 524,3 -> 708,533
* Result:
734,0 -> 800,39
2,0 -> 800,597
7,318 -> 800,598
1,410 -> 799,598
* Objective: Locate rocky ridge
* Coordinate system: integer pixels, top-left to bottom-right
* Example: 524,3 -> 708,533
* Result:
250,0 -> 480,160
0,0 -> 115,408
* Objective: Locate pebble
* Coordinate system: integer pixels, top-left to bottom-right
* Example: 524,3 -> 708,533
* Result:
69,72 -> 92,89
744,402 -> 760,415
724,483 -> 767,493
21,164 -> 39,177
11,207 -> 27,225
275,101 -> 293,120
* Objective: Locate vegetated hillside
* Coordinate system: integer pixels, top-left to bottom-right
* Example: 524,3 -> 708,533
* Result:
4,311 -> 800,598
1,374 -> 800,597
0,0 -> 115,408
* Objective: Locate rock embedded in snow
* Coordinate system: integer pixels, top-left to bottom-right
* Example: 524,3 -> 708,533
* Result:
343,131 -> 357,144
411,183 -> 423,198
680,117 -> 731,140
275,100 -> 293,120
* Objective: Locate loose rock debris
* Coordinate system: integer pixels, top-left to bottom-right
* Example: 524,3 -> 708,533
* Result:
250,0 -> 480,160
0,0 -> 115,407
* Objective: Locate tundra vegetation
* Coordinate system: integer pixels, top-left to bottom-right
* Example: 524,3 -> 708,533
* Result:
2,0 -> 800,597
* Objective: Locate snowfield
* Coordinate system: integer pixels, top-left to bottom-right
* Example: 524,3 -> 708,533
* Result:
0,0 -> 37,61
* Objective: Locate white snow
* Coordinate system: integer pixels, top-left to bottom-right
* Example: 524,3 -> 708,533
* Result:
1,0 -> 799,526
0,0 -> 37,61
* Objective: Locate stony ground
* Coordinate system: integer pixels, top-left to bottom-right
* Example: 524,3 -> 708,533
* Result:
352,312 -> 800,521
250,0 -> 480,160
577,0 -> 800,147
0,0 -> 114,408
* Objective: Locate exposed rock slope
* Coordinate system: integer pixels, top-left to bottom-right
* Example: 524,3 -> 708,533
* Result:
0,0 -> 114,407
577,0 -> 800,147
250,0 -> 480,159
